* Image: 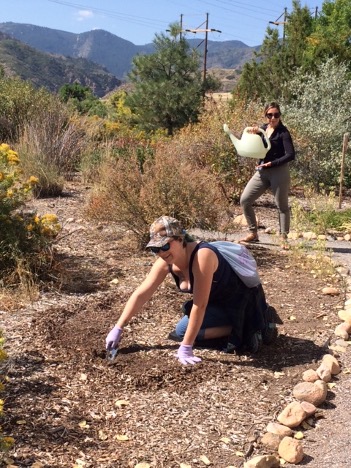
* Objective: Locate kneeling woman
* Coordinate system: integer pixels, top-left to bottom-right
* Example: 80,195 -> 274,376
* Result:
106,216 -> 276,365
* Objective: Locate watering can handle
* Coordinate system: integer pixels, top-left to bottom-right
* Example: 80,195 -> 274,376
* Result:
243,127 -> 271,151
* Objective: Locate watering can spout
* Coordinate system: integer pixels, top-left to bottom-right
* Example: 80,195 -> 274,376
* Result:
223,123 -> 240,148
223,123 -> 271,159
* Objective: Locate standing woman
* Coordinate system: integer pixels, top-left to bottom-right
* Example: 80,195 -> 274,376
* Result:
239,102 -> 295,248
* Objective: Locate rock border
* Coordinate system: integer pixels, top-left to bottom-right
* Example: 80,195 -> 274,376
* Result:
243,251 -> 351,467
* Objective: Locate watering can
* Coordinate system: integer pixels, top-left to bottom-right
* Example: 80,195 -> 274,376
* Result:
223,124 -> 271,159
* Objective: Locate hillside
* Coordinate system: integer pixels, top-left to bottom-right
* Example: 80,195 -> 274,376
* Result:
0,32 -> 121,97
0,22 -> 257,80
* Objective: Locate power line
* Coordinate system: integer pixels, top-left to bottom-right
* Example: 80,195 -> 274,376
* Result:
181,13 -> 221,83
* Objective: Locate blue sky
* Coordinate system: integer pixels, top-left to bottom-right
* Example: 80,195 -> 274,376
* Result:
1,0 -> 324,46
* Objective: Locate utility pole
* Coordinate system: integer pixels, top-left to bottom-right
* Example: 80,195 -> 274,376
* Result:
183,13 -> 221,83
269,8 -> 288,46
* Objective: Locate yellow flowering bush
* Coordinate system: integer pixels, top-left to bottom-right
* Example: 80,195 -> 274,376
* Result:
0,143 -> 62,276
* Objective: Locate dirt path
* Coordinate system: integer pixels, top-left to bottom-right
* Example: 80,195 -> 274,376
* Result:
1,180 -> 351,467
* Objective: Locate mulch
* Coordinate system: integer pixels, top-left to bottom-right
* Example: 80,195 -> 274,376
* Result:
0,182 -> 347,468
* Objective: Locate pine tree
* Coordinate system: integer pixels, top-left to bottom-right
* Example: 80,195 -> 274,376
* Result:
125,24 -> 204,136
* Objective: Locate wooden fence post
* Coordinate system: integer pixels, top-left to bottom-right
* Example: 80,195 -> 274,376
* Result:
338,132 -> 349,209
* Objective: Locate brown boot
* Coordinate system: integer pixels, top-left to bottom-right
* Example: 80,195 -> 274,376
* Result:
239,232 -> 259,244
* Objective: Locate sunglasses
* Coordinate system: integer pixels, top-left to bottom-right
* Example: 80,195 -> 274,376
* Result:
149,242 -> 171,254
266,112 -> 281,119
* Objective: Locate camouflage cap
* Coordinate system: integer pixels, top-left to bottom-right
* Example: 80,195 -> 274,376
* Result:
146,216 -> 184,248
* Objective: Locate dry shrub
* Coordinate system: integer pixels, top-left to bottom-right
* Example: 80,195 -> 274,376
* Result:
87,99 -> 267,247
142,143 -> 227,230
87,144 -> 227,248
172,99 -> 263,202
86,152 -> 149,247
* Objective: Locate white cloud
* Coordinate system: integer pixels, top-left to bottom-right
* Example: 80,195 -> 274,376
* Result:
76,10 -> 94,22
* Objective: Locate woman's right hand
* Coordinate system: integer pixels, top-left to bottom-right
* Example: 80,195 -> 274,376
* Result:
106,325 -> 123,350
246,126 -> 260,134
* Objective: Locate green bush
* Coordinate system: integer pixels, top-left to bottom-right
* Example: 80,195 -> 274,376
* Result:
284,58 -> 351,189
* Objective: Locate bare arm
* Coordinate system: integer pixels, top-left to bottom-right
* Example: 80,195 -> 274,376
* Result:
115,258 -> 169,328
182,248 -> 218,345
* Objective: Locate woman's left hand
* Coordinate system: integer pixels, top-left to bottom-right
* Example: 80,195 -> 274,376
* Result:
176,344 -> 202,365
256,161 -> 272,170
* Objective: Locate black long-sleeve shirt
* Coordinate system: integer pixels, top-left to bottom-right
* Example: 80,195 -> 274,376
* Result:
260,122 -> 295,167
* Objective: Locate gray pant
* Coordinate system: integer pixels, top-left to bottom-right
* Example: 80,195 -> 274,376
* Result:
240,164 -> 291,235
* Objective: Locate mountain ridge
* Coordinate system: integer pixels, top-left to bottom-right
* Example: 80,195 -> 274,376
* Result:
0,22 -> 258,80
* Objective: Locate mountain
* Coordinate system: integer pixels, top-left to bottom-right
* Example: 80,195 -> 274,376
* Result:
0,31 -> 121,97
0,22 -> 258,80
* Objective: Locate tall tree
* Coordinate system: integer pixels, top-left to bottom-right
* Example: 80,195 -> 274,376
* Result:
234,27 -> 282,103
125,24 -> 204,136
284,0 -> 314,70
234,1 -> 317,103
305,0 -> 351,68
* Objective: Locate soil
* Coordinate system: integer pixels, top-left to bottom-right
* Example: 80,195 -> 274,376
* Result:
1,177 -> 351,468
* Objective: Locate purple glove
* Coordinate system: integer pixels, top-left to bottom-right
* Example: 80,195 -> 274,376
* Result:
106,325 -> 123,350
176,345 -> 202,365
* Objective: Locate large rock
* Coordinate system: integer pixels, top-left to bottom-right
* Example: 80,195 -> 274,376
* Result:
266,422 -> 293,437
277,401 -> 307,428
322,354 -> 341,375
292,380 -> 328,406
278,436 -> 304,464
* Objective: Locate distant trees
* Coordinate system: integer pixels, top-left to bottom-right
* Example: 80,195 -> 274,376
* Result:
234,0 -> 351,104
59,83 -> 107,117
125,24 -> 218,136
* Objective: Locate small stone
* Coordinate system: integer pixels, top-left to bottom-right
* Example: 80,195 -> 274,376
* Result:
302,231 -> 317,240
338,309 -> 351,324
344,233 -> 351,241
302,369 -> 319,382
288,232 -> 300,240
266,422 -> 293,437
322,354 -> 341,374
335,266 -> 349,276
243,454 -> 280,468
335,339 -> 351,347
329,344 -> 347,354
334,323 -> 349,340
278,436 -> 304,464
264,227 -> 274,234
277,401 -> 307,428
300,401 -> 316,416
316,362 -> 332,382
321,287 -> 340,295
260,432 -> 282,450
